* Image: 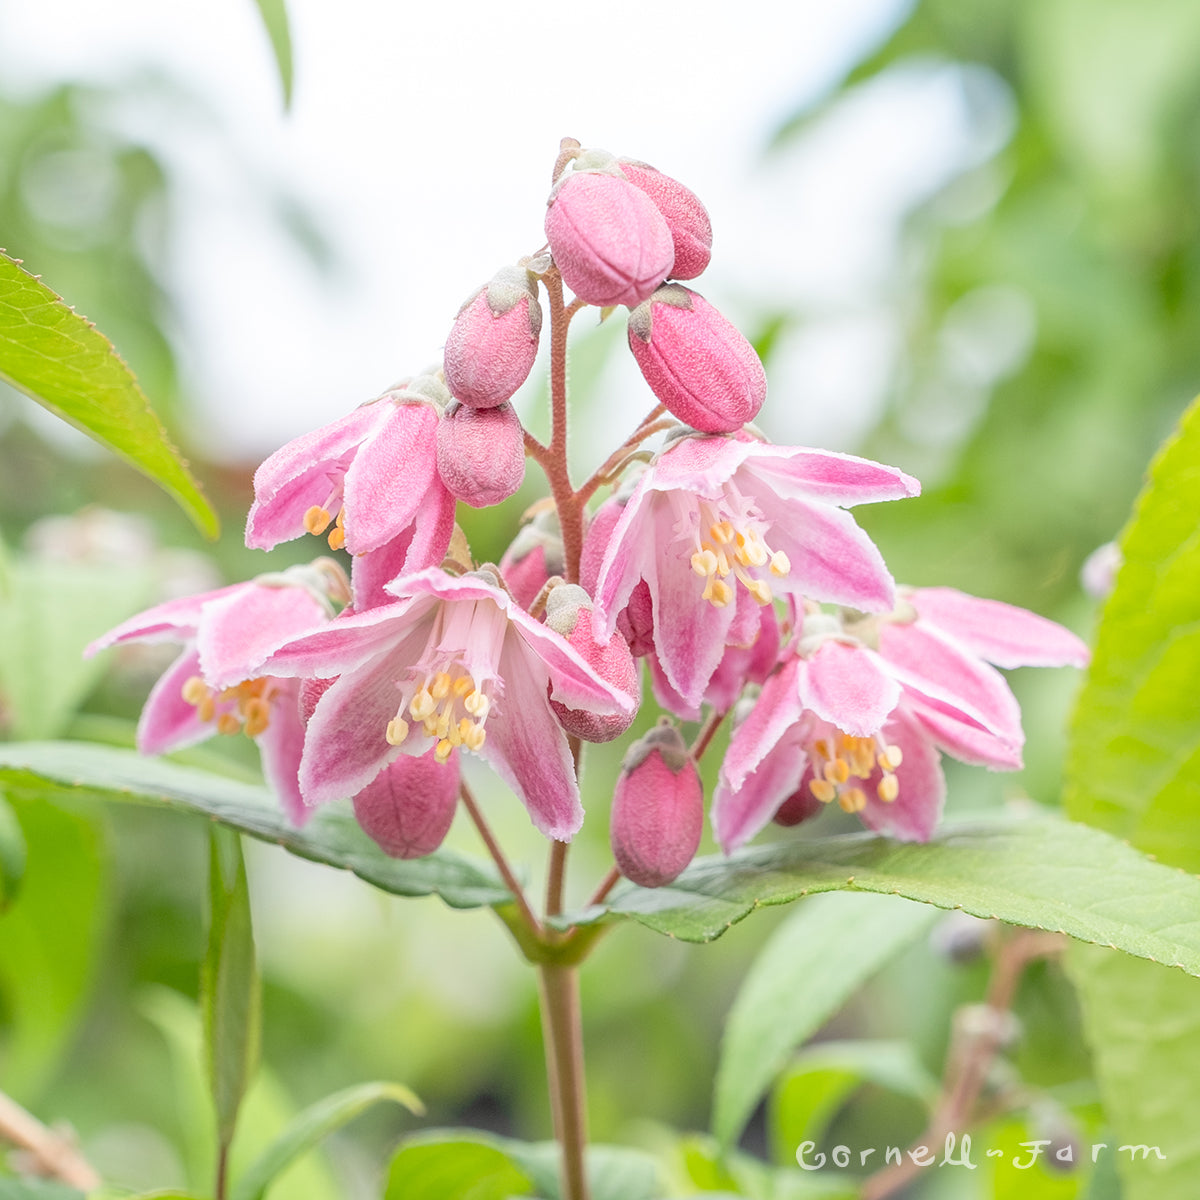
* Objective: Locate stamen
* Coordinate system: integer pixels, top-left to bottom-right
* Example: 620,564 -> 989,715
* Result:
878,745 -> 904,771
434,738 -> 454,763
877,774 -> 900,803
216,713 -> 241,736
386,716 -> 409,745
410,689 -> 436,721
769,551 -> 790,577
181,676 -> 209,706
809,779 -> 837,804
430,672 -> 452,700
464,690 -> 489,718
839,786 -> 868,814
303,505 -> 332,536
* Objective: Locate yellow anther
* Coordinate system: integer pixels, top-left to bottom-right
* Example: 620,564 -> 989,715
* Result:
458,716 -> 474,741
745,578 -> 772,606
741,539 -> 768,568
431,672 -> 452,700
710,521 -> 734,545
216,712 -> 240,736
434,711 -> 451,738
704,578 -> 734,607
839,786 -> 868,814
809,779 -> 837,804
303,505 -> 332,536
813,739 -> 831,760
453,676 -> 474,697
422,716 -> 439,736
769,551 -> 790,577
464,690 -> 490,718
243,700 -> 271,738
826,758 -> 850,785
386,717 -> 409,745
879,745 -> 904,771
465,724 -> 487,751
691,548 -> 718,577
327,525 -> 346,552
435,738 -> 454,763
197,697 -> 216,724
182,676 -> 210,706
877,774 -> 900,803
410,689 -> 436,721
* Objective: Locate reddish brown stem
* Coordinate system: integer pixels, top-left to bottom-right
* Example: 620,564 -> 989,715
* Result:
0,1090 -> 100,1189
459,779 -> 541,936
690,707 -> 730,761
576,407 -> 670,504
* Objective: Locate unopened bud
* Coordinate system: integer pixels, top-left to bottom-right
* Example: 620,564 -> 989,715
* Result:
545,167 -> 674,307
499,508 -> 564,609
545,586 -> 639,742
618,159 -> 712,280
444,266 -> 542,409
436,401 -> 526,508
628,285 -> 766,433
352,749 -> 460,859
773,785 -> 823,828
611,720 -> 703,887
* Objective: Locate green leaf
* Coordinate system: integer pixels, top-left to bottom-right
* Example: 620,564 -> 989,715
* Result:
230,1081 -> 422,1200
0,1184 -> 85,1200
0,742 -> 510,910
0,796 -> 107,1095
0,789 -> 25,910
0,252 -> 217,537
713,892 -> 938,1148
251,0 -> 294,108
1065,395 -> 1200,1197
385,1131 -> 662,1200
385,1136 -> 533,1200
0,560 -> 157,740
1066,393 -> 1200,866
202,828 -> 261,1160
568,812 -> 1200,974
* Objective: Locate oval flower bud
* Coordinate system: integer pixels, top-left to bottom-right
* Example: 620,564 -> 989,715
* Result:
436,400 -> 526,508
499,507 -> 564,609
444,266 -> 543,409
617,159 -> 713,281
611,720 -> 703,887
627,284 -> 766,433
352,748 -> 460,859
545,584 -> 640,742
545,170 -> 674,307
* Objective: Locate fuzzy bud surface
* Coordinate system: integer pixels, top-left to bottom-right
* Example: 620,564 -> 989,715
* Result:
627,285 -> 766,433
436,401 -> 526,508
611,720 -> 703,887
352,748 -> 460,858
618,159 -> 712,280
444,266 -> 542,409
545,170 -> 674,307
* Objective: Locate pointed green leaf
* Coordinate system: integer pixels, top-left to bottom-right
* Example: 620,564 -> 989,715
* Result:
231,1081 -> 422,1200
0,741 -> 510,910
1066,394 -> 1200,1197
203,828 -> 260,1158
0,789 -> 25,910
568,812 -> 1200,975
0,252 -> 217,537
713,893 -> 937,1149
251,0 -> 294,108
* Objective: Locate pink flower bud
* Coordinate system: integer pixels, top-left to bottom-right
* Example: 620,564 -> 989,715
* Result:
352,748 -> 460,859
618,159 -> 712,281
499,507 -> 563,609
443,266 -> 542,409
545,170 -> 674,307
611,720 -> 703,887
628,285 -> 766,433
772,785 -> 823,828
545,585 -> 639,742
436,400 -> 525,508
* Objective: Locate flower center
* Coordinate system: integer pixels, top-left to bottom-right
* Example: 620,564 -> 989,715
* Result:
385,663 -> 492,763
182,675 -> 275,738
806,730 -> 903,813
687,498 -> 790,610
303,504 -> 347,552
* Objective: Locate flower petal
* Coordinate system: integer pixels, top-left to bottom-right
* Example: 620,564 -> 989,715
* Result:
85,584 -> 243,656
255,678 -> 309,825
484,638 -> 584,840
245,403 -> 389,550
742,443 -> 921,507
720,655 -> 803,790
136,647 -> 212,755
714,724 -> 808,853
907,587 -> 1091,669
796,641 -> 900,738
858,711 -> 945,841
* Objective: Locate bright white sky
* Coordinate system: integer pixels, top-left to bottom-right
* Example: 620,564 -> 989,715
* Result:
0,0 -> 990,459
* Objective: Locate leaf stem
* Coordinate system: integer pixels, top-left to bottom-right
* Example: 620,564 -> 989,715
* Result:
576,407 -> 670,504
459,778 -> 541,936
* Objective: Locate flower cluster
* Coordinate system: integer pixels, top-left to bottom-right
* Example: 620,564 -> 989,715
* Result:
89,138 -> 1088,883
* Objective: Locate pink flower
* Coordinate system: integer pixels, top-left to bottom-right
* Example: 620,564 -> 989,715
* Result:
436,400 -> 526,508
245,379 -> 457,610
255,568 -> 636,841
85,564 -> 342,825
714,591 -> 1090,850
593,433 -> 919,711
617,158 -> 713,281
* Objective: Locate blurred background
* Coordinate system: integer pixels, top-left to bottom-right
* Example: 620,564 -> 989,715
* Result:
2,0 -> 1198,1194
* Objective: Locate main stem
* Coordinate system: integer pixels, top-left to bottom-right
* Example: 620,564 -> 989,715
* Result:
538,961 -> 590,1200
